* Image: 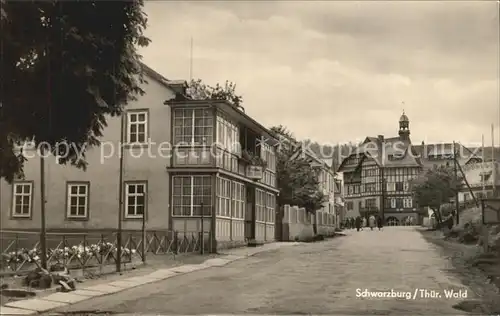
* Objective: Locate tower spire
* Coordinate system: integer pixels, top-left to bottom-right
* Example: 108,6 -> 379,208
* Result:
398,108 -> 410,141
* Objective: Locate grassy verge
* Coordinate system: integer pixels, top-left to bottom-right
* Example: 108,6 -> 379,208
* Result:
419,229 -> 500,313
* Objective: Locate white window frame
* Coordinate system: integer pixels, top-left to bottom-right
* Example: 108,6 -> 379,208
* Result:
66,182 -> 89,219
231,181 -> 245,220
174,108 -> 213,146
124,182 -> 147,219
172,175 -> 212,217
126,110 -> 149,144
390,198 -> 396,208
12,182 -> 33,218
265,192 -> 275,223
216,177 -> 231,218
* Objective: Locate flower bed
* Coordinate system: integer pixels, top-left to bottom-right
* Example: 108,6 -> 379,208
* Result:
1,242 -> 137,272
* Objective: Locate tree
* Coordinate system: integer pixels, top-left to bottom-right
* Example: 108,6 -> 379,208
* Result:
0,0 -> 150,182
186,79 -> 243,110
411,165 -> 462,228
272,126 -> 327,234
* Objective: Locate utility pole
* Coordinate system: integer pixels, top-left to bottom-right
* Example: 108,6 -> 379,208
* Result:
39,147 -> 47,269
116,114 -> 125,272
453,141 -> 459,225
492,124 -> 496,197
379,167 -> 385,222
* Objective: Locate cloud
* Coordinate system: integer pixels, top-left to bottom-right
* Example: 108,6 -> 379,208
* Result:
140,1 -> 499,145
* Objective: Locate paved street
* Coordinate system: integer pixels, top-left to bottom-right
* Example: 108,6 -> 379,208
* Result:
49,227 -> 473,315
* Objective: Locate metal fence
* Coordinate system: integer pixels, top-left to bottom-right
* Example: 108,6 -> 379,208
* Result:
0,230 -> 213,275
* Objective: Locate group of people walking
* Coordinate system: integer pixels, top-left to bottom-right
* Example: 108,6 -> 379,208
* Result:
343,215 -> 383,231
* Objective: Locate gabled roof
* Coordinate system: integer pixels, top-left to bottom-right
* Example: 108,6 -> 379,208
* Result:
290,145 -> 334,173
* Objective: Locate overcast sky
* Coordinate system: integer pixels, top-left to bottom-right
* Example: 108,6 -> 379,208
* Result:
140,1 -> 499,147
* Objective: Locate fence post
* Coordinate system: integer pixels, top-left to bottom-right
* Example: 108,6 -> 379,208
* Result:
142,213 -> 146,264
173,231 -> 178,255
14,234 -> 19,271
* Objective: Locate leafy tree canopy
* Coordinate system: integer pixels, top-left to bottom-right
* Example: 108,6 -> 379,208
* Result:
0,0 -> 149,182
272,125 -> 327,213
411,165 -> 462,213
186,79 -> 243,110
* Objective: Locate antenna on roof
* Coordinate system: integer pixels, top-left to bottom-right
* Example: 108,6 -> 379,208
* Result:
189,37 -> 193,81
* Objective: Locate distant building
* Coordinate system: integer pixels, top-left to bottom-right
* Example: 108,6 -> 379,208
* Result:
337,112 -> 481,226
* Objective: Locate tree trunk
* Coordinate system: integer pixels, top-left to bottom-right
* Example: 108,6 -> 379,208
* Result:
432,207 -> 443,229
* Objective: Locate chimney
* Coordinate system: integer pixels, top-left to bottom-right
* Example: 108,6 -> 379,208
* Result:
377,135 -> 385,165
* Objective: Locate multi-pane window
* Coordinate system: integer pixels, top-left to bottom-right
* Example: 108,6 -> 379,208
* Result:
216,115 -> 240,154
365,198 -> 377,209
231,181 -> 245,219
403,198 -> 413,208
266,192 -> 275,223
216,177 -> 231,217
395,182 -> 404,191
173,109 -> 213,145
172,176 -> 212,216
255,189 -> 266,222
127,111 -> 148,144
67,183 -> 89,218
261,143 -> 276,172
390,198 -> 396,208
365,183 -> 376,193
396,198 -> 403,208
12,182 -> 33,218
125,182 -> 147,218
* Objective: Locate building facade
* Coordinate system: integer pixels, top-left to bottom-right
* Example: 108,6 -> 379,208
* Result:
289,148 -> 337,227
337,112 -> 481,225
0,64 -> 278,249
166,97 -> 279,248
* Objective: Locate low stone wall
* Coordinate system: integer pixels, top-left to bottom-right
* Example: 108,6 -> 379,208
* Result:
281,205 -> 336,241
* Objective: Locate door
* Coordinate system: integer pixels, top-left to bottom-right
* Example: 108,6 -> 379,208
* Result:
245,187 -> 255,240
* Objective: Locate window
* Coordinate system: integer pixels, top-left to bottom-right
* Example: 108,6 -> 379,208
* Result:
173,108 -> 213,145
396,198 -> 403,208
386,182 -> 396,192
217,177 -> 231,217
256,189 -> 266,222
172,176 -> 212,216
403,198 -> 413,208
403,182 -> 409,192
395,182 -> 404,191
127,111 -> 148,144
266,193 -> 275,223
365,198 -> 377,209
390,198 -> 396,208
217,115 -> 240,154
347,201 -> 353,210
365,183 -> 376,193
125,182 -> 147,218
67,183 -> 89,219
12,182 -> 33,218
231,181 -> 245,219
261,143 -> 276,172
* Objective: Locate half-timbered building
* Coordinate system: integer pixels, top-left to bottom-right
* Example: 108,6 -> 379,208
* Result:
337,112 -> 482,226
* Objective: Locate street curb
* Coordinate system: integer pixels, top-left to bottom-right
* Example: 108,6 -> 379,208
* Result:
1,243 -> 297,314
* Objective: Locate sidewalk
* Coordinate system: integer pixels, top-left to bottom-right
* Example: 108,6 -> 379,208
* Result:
0,242 -> 300,315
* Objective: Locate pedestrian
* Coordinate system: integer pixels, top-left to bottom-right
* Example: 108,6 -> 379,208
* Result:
368,214 -> 376,230
355,216 -> 362,232
377,215 -> 383,230
350,218 -> 354,229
